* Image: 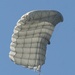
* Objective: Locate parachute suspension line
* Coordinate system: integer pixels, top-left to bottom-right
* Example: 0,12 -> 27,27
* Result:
38,71 -> 40,75
38,69 -> 41,75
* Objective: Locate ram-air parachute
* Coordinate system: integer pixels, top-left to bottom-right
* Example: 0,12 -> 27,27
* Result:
9,10 -> 63,74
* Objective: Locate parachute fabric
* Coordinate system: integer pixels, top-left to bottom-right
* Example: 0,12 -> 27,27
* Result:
9,10 -> 63,72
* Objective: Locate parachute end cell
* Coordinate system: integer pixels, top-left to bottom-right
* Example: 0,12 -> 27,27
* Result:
23,10 -> 63,26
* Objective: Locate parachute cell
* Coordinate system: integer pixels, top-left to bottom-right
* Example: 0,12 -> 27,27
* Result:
9,10 -> 63,72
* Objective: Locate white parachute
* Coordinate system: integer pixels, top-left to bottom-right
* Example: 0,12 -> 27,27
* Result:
9,10 -> 63,73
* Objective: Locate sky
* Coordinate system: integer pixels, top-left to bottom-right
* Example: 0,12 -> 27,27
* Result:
0,0 -> 75,75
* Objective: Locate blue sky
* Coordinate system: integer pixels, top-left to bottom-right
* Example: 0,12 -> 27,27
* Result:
0,0 -> 75,75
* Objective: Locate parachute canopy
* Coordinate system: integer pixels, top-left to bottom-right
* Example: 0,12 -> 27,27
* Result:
9,10 -> 63,71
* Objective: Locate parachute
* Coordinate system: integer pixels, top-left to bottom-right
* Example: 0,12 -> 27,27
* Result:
9,10 -> 63,74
